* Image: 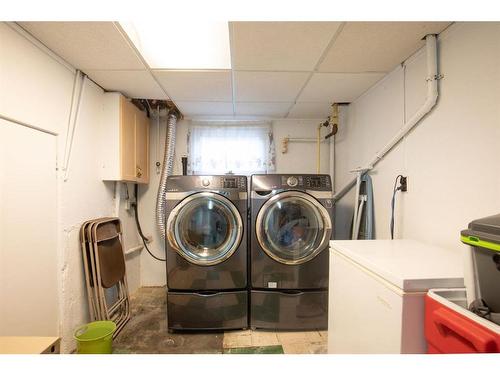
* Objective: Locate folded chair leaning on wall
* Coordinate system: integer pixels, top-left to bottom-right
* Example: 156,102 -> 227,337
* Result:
80,217 -> 130,338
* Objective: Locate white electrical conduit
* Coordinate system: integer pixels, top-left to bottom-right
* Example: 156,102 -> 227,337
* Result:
63,71 -> 86,181
333,34 -> 440,202
62,70 -> 81,169
0,113 -> 58,136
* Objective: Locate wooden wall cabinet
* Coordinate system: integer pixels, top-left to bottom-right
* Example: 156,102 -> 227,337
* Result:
101,93 -> 149,184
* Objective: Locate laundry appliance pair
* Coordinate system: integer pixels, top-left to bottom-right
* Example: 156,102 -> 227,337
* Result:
164,174 -> 333,331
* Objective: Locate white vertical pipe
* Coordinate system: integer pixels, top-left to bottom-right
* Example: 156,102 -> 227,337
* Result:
62,70 -> 80,168
333,34 -> 439,202
369,34 -> 438,167
63,74 -> 86,181
351,172 -> 361,239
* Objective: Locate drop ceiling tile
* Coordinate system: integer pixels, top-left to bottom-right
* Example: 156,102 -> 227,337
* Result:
19,22 -> 144,70
86,70 -> 167,99
235,102 -> 293,117
298,73 -> 386,103
175,101 -> 233,117
318,22 -> 451,72
235,71 -> 309,102
287,102 -> 332,119
231,22 -> 342,71
153,70 -> 232,101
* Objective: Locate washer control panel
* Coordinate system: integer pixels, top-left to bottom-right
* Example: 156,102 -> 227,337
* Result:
166,175 -> 247,192
199,176 -> 246,189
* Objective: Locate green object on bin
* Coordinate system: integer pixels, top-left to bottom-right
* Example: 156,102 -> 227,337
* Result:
74,321 -> 116,354
461,235 -> 500,253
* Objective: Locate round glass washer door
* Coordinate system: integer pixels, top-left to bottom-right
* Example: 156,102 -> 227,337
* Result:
167,191 -> 243,266
256,191 -> 332,265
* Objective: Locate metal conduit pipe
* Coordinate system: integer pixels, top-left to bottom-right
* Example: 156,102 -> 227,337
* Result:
156,112 -> 178,240
333,34 -> 440,202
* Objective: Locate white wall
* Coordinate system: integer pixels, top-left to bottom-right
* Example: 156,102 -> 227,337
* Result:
334,22 -> 500,254
0,23 -> 141,352
138,118 -> 332,286
0,119 -> 58,336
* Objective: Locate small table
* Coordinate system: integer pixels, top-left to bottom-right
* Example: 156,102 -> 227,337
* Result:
0,336 -> 61,354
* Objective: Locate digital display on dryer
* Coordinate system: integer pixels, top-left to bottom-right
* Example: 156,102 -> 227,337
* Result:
309,177 -> 322,188
223,178 -> 237,188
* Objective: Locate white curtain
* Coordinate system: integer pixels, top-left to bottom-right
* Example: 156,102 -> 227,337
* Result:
188,121 -> 276,175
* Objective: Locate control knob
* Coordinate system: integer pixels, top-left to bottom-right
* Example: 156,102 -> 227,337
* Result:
201,178 -> 210,187
287,176 -> 298,187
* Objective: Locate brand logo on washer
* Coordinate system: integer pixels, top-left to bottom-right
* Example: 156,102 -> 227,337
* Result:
325,199 -> 333,208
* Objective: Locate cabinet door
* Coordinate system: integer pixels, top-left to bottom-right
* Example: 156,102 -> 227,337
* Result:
134,108 -> 149,184
120,96 -> 137,181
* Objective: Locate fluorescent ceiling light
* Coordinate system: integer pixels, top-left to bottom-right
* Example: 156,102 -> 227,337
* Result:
120,20 -> 231,69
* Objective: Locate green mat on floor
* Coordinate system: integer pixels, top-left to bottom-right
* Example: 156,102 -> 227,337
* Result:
223,345 -> 284,354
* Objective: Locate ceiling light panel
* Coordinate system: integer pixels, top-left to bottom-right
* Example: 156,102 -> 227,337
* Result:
231,21 -> 342,71
318,22 -> 451,72
235,71 -> 310,102
298,72 -> 385,103
121,21 -> 231,69
153,70 -> 232,101
19,22 -> 144,70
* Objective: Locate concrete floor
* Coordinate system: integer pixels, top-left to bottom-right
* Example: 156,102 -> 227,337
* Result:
113,287 -> 327,354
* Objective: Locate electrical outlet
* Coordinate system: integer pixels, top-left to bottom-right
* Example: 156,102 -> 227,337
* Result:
400,176 -> 408,192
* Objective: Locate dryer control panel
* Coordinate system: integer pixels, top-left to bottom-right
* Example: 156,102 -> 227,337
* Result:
304,175 -> 330,189
280,175 -> 331,189
252,174 -> 332,191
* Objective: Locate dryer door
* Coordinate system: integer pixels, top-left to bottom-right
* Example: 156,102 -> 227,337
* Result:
167,192 -> 243,266
256,191 -> 332,265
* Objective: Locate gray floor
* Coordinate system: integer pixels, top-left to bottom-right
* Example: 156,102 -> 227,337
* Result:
113,287 -> 327,354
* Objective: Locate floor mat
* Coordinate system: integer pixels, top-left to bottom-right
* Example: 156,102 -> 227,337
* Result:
223,345 -> 284,354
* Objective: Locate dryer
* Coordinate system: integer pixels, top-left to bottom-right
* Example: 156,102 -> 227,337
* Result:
165,175 -> 248,331
250,174 -> 333,330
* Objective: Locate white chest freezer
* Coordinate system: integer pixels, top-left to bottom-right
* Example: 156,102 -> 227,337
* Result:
328,239 -> 464,354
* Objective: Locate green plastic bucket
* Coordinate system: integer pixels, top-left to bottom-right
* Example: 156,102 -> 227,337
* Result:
74,320 -> 116,354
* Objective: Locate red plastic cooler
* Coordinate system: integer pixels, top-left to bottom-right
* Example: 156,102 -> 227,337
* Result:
425,289 -> 500,353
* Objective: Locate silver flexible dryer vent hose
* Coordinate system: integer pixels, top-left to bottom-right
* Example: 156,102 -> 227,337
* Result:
156,112 -> 178,240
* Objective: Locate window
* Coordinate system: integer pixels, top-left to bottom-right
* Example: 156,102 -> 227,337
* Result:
188,121 -> 276,175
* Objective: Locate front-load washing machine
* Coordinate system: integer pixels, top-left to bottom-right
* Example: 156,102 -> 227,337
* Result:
165,175 -> 248,331
250,174 -> 333,330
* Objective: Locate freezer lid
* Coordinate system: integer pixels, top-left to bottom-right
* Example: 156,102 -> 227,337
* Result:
461,214 -> 500,253
330,240 -> 464,292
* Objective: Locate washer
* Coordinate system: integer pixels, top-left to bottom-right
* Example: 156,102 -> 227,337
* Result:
250,174 -> 333,330
165,175 -> 248,331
